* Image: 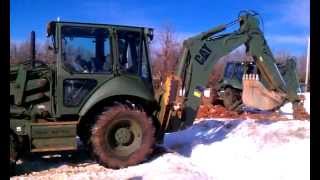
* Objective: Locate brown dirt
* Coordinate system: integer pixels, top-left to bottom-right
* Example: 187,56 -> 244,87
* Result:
196,103 -> 294,121
196,104 -> 239,119
239,111 -> 291,121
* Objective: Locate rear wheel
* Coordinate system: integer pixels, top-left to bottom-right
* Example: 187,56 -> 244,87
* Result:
90,104 -> 155,168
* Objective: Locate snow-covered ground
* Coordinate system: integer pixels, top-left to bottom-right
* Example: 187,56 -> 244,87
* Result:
165,119 -> 309,180
280,92 -> 310,116
11,93 -> 310,180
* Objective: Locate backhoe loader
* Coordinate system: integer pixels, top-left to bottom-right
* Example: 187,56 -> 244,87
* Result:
10,11 -> 308,174
158,11 -> 309,131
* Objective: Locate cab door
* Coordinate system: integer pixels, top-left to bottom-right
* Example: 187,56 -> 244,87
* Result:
55,24 -> 116,118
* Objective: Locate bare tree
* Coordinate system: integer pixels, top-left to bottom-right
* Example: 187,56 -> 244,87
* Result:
274,51 -> 308,83
150,24 -> 182,78
274,51 -> 292,63
296,54 -> 307,82
10,39 -> 56,65
37,39 -> 56,64
10,42 -> 18,64
11,40 -> 32,64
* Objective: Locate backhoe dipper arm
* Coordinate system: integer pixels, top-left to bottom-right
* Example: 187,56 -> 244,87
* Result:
172,12 -> 300,130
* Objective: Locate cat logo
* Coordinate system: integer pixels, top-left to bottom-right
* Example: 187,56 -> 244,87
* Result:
194,43 -> 212,65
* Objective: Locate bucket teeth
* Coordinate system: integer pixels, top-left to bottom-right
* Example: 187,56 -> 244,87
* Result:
243,74 -> 252,80
243,74 -> 260,81
242,74 -> 245,80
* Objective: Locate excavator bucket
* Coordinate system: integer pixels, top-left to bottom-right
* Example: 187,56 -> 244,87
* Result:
242,74 -> 286,111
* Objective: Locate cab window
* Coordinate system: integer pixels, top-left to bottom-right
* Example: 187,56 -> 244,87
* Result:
117,30 -> 141,74
224,63 -> 235,78
61,26 -> 112,74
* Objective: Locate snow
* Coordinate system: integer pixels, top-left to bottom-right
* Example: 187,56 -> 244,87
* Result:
280,92 -> 310,116
11,93 -> 310,180
58,154 -> 213,180
164,119 -> 309,180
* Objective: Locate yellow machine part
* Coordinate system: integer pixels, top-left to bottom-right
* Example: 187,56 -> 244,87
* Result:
242,74 -> 286,110
157,74 -> 181,130
157,75 -> 174,127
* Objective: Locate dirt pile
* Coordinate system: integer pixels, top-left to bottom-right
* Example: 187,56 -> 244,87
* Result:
239,112 -> 290,121
197,104 -> 239,119
196,104 -> 299,121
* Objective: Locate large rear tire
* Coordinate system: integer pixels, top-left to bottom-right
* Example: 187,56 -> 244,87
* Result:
91,104 -> 155,168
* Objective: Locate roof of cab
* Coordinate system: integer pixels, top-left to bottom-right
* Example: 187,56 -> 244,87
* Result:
51,21 -> 153,30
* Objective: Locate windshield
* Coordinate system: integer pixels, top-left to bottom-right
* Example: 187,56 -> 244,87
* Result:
235,63 -> 244,80
61,26 -> 112,74
224,63 -> 244,81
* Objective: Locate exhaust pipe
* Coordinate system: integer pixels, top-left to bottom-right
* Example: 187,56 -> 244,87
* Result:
30,31 -> 36,67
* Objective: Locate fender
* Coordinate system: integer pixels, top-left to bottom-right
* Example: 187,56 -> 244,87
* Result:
79,75 -> 156,117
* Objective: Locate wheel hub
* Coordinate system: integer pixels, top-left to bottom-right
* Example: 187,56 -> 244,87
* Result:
114,127 -> 133,145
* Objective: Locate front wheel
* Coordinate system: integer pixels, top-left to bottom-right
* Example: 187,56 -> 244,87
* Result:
90,104 -> 155,168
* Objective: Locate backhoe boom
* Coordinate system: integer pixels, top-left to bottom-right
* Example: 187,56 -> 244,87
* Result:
158,11 -> 306,132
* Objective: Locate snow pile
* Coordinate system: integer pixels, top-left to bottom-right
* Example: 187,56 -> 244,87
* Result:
164,119 -> 309,180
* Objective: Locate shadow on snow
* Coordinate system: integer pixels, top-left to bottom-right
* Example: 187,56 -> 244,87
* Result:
163,119 -> 244,157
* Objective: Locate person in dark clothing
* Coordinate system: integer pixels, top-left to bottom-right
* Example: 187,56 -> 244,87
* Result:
74,55 -> 91,73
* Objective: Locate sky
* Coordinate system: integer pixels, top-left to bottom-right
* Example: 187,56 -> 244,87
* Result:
10,0 -> 310,56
